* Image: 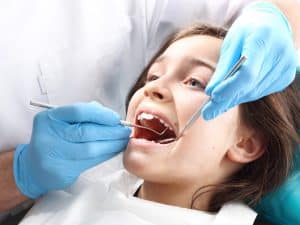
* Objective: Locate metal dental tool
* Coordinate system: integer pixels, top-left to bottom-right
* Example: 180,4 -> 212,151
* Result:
29,100 -> 168,136
30,56 -> 246,143
158,56 -> 247,144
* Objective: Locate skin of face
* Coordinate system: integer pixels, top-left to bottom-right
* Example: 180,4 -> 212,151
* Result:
123,35 -> 258,209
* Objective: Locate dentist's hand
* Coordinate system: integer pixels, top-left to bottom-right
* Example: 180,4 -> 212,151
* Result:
202,2 -> 298,120
13,102 -> 131,199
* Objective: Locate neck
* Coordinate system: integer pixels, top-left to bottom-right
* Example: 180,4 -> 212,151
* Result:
137,181 -> 213,211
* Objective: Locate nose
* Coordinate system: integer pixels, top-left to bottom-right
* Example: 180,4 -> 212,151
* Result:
144,79 -> 172,102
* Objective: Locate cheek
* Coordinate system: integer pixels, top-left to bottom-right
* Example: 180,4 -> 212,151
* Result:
123,148 -> 144,175
173,88 -> 208,129
123,146 -> 170,182
126,89 -> 144,122
180,108 -> 240,160
179,123 -> 224,165
194,108 -> 238,152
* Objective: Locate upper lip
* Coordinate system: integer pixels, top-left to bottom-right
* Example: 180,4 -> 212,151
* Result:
135,107 -> 178,135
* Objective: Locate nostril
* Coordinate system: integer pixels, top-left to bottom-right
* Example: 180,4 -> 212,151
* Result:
153,92 -> 163,99
144,86 -> 166,100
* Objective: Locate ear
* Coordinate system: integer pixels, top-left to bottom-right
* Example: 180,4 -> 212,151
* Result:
227,132 -> 266,164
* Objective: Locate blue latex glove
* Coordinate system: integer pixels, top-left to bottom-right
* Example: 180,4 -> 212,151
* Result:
14,102 -> 131,198
255,147 -> 300,225
202,2 -> 298,120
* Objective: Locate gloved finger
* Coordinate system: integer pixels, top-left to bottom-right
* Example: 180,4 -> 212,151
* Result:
203,57 -> 296,122
256,75 -> 296,103
73,151 -> 120,172
63,139 -> 129,160
210,36 -> 266,103
55,123 -> 131,142
44,151 -> 120,190
201,98 -> 233,120
246,44 -> 297,102
269,46 -> 298,89
47,101 -> 121,125
205,31 -> 243,96
203,56 -> 296,122
205,68 -> 258,118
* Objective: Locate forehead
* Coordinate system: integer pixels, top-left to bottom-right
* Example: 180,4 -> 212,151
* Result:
161,35 -> 223,63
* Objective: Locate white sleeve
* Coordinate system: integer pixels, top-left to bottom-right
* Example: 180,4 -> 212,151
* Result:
145,0 -> 252,61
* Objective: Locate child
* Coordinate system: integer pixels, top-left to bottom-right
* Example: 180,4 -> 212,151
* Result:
19,24 -> 300,225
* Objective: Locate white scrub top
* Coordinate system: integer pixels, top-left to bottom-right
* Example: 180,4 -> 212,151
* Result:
19,154 -> 257,225
0,0 -> 250,151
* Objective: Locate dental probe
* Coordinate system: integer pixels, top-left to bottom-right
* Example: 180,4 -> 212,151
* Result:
29,100 -> 168,136
159,56 -> 247,144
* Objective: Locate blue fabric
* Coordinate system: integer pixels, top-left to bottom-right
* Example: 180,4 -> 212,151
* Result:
255,147 -> 300,225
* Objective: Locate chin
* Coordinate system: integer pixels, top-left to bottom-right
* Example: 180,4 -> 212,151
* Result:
123,147 -> 148,178
123,147 -> 165,183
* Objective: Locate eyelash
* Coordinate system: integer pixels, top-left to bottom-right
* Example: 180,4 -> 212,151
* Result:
185,78 -> 206,90
146,74 -> 159,82
146,75 -> 206,90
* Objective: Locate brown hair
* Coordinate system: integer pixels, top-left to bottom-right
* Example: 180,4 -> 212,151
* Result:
125,24 -> 300,211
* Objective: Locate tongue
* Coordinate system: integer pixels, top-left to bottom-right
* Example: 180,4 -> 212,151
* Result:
136,129 -> 160,141
135,118 -> 176,142
140,118 -> 166,134
135,118 -> 166,141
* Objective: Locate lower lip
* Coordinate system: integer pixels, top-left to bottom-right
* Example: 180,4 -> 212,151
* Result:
128,138 -> 173,150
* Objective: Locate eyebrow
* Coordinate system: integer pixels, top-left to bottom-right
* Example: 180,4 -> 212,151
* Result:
154,55 -> 216,71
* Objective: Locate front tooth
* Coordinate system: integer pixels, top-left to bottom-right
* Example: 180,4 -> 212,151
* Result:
139,112 -> 173,131
140,112 -> 154,120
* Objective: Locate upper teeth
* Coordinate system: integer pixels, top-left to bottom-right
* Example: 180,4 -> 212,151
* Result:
138,112 -> 154,120
137,112 -> 173,131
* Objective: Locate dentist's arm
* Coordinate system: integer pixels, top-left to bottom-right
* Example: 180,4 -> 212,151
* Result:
0,151 -> 27,211
202,0 -> 300,120
0,102 -> 131,211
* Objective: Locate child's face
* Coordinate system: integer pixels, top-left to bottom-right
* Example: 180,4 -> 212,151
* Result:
124,35 -> 242,187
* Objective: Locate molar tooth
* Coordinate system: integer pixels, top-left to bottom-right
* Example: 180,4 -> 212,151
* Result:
159,118 -> 173,130
159,118 -> 165,125
163,121 -> 170,129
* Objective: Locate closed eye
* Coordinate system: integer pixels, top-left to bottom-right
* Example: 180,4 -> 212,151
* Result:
185,78 -> 206,90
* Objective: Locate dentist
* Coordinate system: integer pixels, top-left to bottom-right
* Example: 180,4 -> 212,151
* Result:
0,0 -> 299,224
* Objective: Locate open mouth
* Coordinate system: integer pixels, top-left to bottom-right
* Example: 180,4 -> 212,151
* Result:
133,112 -> 177,144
